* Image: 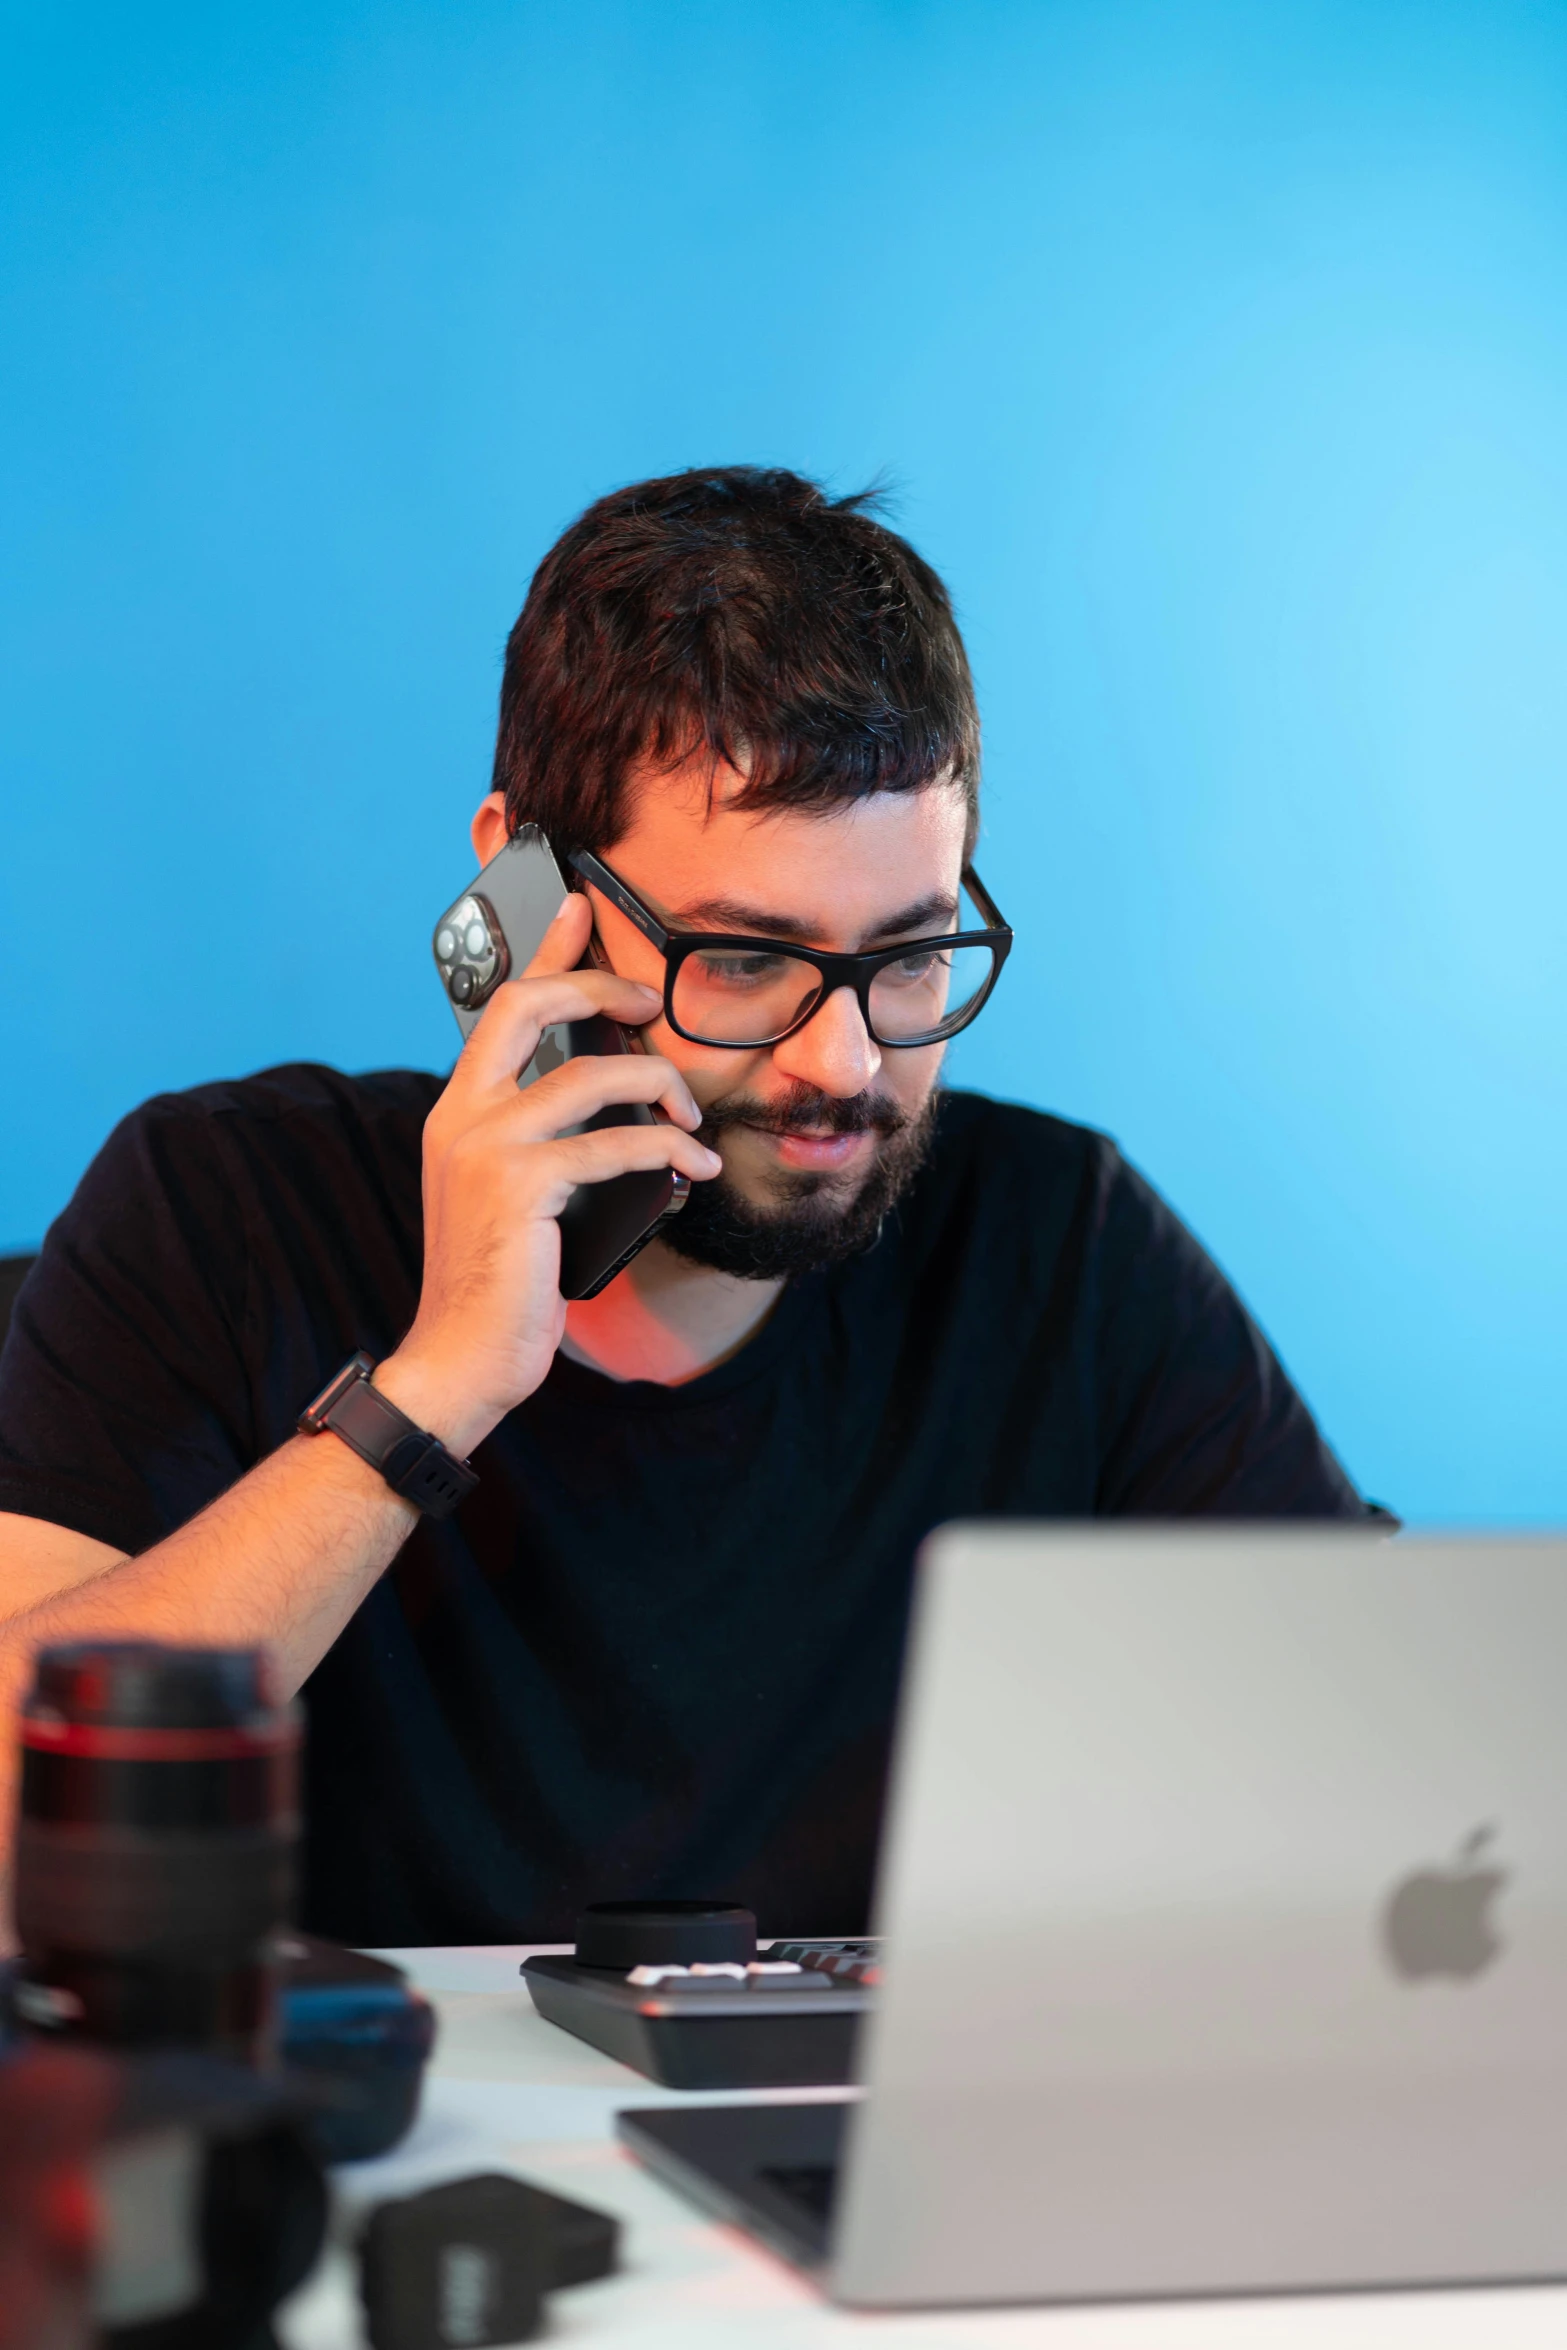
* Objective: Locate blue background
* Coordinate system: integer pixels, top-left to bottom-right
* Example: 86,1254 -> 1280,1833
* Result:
2,0 -> 1563,1523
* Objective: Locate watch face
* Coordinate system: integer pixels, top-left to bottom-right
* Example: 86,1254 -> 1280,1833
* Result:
299,1355 -> 373,1431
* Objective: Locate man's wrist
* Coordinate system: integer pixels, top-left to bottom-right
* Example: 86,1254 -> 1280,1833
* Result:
296,1353 -> 482,1520
371,1348 -> 501,1462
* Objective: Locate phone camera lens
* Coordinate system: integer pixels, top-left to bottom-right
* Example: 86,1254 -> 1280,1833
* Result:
464,920 -> 488,958
449,966 -> 476,1006
435,927 -> 456,962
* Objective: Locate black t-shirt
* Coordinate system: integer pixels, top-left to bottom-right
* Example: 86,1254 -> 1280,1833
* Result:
0,1067 -> 1371,1943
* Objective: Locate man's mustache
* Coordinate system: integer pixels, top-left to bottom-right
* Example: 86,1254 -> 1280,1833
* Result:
696,1083 -> 911,1143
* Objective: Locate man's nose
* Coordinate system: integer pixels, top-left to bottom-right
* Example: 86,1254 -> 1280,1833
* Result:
769,984 -> 882,1098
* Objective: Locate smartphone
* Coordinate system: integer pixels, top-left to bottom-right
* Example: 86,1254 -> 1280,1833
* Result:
431,826 -> 690,1300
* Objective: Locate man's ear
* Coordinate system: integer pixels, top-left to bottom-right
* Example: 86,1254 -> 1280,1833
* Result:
470,791 -> 509,865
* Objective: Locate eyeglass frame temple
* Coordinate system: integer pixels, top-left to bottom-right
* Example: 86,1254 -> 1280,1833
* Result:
569,848 -> 672,950
960,862 -> 1009,936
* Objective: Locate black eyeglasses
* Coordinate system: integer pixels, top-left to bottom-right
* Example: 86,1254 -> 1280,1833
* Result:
569,849 -> 1013,1050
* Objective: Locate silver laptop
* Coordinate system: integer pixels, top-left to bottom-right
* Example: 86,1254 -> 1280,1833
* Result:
619,1525 -> 1567,2306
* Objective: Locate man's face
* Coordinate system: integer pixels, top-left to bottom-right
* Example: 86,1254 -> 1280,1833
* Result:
505,759 -> 970,1275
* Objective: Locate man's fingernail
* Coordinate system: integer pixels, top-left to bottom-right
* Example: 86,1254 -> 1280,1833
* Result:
700,1146 -> 723,1169
633,982 -> 661,1000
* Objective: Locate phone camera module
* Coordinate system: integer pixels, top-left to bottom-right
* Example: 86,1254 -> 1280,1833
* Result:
434,892 -> 510,1013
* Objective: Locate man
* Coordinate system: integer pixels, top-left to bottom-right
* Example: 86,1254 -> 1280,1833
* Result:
0,467 -> 1374,1945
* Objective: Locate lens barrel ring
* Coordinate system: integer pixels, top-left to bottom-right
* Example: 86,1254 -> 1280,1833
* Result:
16,1824 -> 298,1956
16,1643 -> 302,2059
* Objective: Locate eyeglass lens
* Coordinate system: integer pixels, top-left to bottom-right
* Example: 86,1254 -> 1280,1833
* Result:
670,940 -> 997,1047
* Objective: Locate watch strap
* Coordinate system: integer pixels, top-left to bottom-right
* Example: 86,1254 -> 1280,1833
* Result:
298,1352 -> 479,1520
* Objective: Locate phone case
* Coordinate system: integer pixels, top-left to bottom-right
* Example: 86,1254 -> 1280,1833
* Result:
432,828 -> 689,1299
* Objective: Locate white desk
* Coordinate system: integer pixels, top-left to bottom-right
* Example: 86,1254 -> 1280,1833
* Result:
278,1946 -> 1567,2349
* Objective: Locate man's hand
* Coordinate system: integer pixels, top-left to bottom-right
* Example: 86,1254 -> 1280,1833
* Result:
377,891 -> 719,1453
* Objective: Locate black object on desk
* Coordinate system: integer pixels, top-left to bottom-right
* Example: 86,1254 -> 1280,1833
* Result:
360,2173 -> 547,2349
574,1897 -> 756,1970
358,2171 -> 620,2349
521,1913 -> 878,2088
277,1934 -> 437,2162
7,1935 -> 440,2165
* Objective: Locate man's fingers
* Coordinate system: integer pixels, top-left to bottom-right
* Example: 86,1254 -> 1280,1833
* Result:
451,965 -> 662,1096
539,1121 -> 723,1201
513,1049 -> 702,1135
520,888 -> 593,980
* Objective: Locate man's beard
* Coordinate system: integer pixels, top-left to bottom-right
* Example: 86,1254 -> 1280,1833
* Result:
660,1080 -> 940,1281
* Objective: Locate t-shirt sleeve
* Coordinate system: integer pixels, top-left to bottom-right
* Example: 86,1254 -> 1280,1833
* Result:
1087,1146 -> 1377,1519
0,1098 -> 261,1554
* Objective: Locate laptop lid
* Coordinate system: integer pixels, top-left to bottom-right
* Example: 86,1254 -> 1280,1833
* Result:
832,1526 -> 1567,2307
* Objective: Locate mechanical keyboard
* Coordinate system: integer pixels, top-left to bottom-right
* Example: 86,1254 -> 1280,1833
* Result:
520,1937 -> 879,2088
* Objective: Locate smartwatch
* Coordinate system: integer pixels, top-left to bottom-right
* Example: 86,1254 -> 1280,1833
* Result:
297,1352 -> 479,1520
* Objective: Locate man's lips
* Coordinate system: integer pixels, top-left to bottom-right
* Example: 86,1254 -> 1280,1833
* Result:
742,1122 -> 877,1172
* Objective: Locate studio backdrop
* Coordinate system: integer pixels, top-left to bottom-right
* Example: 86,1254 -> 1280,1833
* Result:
2,0 -> 1563,1522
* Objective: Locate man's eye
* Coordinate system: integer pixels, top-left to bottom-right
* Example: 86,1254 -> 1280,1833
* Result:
693,951 -> 791,987
881,949 -> 947,985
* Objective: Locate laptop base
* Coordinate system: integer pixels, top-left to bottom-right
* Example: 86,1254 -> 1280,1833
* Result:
615,2100 -> 846,2269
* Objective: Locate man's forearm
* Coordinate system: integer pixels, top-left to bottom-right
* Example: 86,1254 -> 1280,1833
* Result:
0,1429 -> 422,1943
0,1432 -> 418,1701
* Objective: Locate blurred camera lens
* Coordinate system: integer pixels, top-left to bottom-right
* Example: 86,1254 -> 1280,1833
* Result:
14,1644 -> 301,2063
449,965 -> 476,1005
435,926 -> 456,962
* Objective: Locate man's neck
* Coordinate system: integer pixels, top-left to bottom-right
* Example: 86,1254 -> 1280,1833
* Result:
560,1240 -> 785,1386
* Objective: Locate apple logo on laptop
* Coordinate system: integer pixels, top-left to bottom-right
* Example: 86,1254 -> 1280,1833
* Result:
1382,1826 -> 1507,1982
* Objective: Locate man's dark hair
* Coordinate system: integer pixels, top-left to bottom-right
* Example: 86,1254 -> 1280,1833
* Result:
492,465 -> 980,860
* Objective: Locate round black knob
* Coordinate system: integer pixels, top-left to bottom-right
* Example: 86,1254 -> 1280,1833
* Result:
573,1900 -> 756,1971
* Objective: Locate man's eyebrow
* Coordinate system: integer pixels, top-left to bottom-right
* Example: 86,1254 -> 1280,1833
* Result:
669,892 -> 961,943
